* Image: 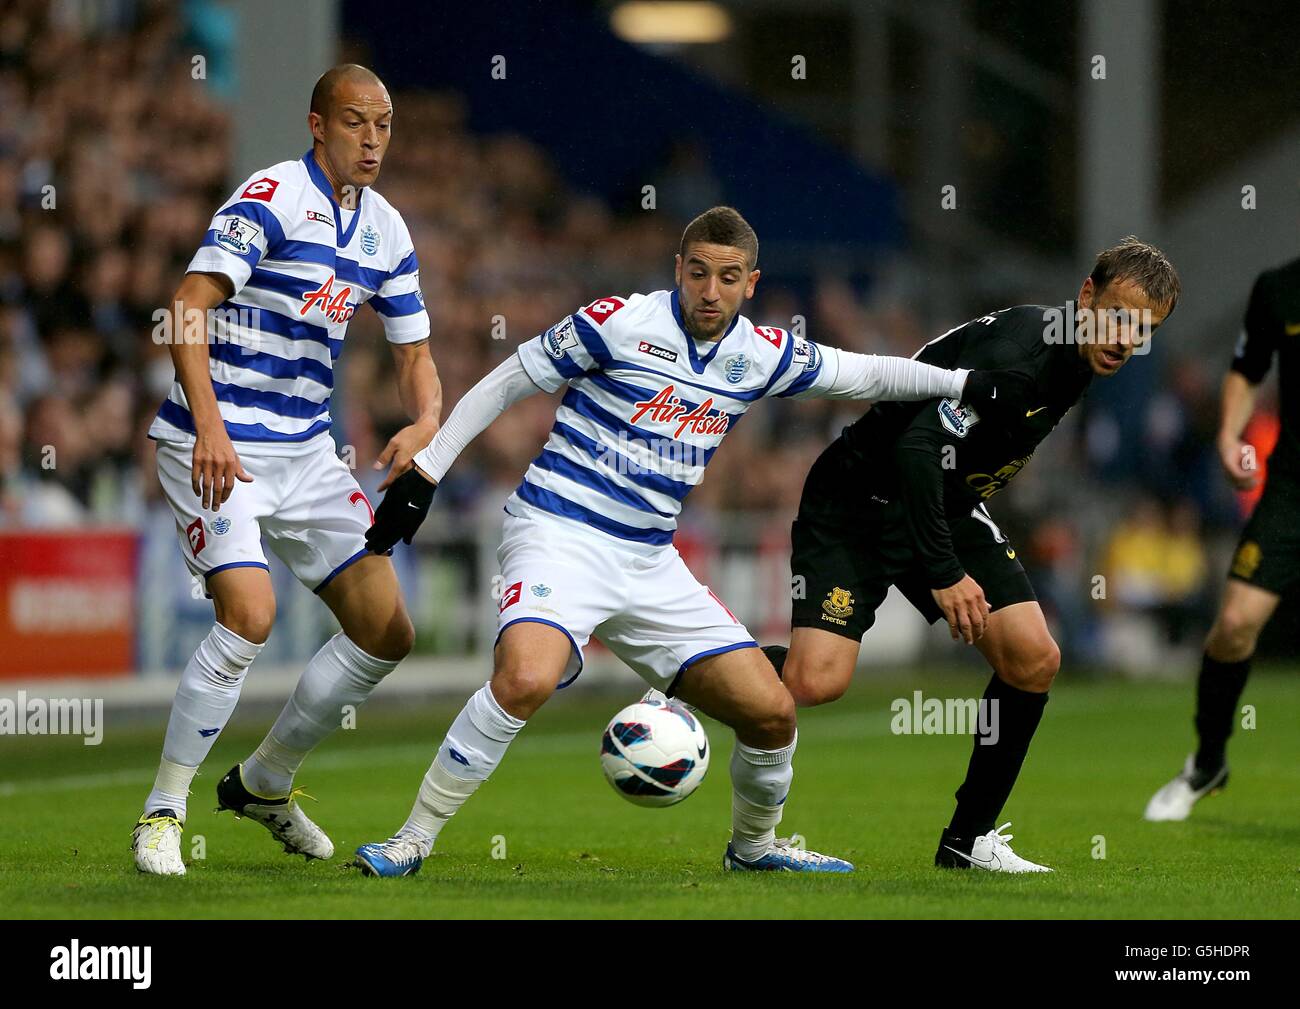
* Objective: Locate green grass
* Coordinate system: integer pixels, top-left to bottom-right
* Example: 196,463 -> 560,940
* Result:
2,670 -> 1298,919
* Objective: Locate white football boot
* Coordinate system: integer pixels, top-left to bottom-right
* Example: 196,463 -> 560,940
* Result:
1144,755 -> 1229,822
215,764 -> 334,860
132,809 -> 186,876
938,822 -> 1053,873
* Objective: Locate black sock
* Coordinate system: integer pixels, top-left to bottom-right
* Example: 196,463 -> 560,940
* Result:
1193,653 -> 1250,772
761,644 -> 788,680
948,676 -> 1048,839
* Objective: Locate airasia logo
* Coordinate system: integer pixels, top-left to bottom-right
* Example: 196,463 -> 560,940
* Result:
241,177 -> 279,202
630,385 -> 729,438
186,517 -> 206,557
301,275 -> 355,323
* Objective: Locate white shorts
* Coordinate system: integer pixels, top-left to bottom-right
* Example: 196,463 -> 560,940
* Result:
495,508 -> 756,693
154,436 -> 372,594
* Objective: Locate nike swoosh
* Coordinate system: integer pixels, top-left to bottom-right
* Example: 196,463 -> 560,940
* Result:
407,501 -> 420,509
1285,322 -> 1300,336
1025,406 -> 1048,417
990,387 -> 997,399
697,743 -> 708,760
944,844 -> 1000,869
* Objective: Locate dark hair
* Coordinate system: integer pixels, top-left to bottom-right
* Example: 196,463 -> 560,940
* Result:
679,206 -> 758,269
310,64 -> 385,118
1089,236 -> 1180,314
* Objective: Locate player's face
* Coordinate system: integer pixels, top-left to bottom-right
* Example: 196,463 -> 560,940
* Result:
1074,275 -> 1170,376
674,243 -> 759,341
309,80 -> 393,196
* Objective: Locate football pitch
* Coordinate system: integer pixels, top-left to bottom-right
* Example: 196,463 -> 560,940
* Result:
2,669 -> 1296,919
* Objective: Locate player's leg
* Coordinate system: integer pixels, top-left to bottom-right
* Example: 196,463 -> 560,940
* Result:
778,627 -> 861,706
768,506 -> 890,706
606,547 -> 852,872
214,447 -> 412,859
134,443 -> 275,875
354,620 -> 573,877
1145,576 -> 1279,821
354,513 -> 606,877
933,600 -> 1057,872
238,554 -> 413,800
910,506 -> 1053,872
671,647 -> 847,873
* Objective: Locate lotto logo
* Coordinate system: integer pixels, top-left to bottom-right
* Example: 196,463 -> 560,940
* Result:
348,490 -> 374,524
186,517 -> 206,557
240,177 -> 280,202
500,581 -> 523,612
582,296 -> 625,325
755,326 -> 783,349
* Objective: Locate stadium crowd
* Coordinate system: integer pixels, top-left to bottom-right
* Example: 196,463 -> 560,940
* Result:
0,1 -> 1269,667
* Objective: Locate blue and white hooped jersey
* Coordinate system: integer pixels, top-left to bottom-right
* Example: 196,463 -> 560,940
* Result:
149,150 -> 430,454
511,289 -> 829,547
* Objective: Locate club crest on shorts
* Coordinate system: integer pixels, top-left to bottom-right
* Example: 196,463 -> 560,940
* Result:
723,353 -> 750,384
821,586 -> 854,625
530,583 -> 552,598
1231,540 -> 1262,579
938,397 -> 980,438
211,516 -> 232,535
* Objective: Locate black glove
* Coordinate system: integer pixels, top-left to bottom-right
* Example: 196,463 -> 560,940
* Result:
365,467 -> 437,554
959,368 -> 1034,420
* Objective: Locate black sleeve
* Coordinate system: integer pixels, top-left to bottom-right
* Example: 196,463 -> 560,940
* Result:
893,329 -> 1028,589
895,414 -> 966,589
1231,274 -> 1279,384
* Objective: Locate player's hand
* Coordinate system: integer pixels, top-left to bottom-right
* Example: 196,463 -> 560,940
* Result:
931,575 -> 990,644
960,369 -> 1035,419
366,466 -> 437,553
1217,432 -> 1258,490
191,426 -> 252,511
375,418 -> 439,491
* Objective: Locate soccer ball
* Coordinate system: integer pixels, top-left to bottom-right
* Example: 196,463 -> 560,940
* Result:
599,699 -> 710,807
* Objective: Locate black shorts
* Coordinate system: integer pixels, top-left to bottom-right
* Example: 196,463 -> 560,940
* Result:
790,449 -> 1035,641
1228,469 -> 1300,596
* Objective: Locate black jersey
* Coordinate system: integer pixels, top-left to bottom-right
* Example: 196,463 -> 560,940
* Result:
1230,257 -> 1300,477
827,304 -> 1094,588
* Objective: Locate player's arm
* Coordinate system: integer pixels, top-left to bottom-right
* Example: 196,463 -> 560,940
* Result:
164,270 -> 250,511
778,343 -> 1026,415
893,412 -> 990,643
1219,274 -> 1278,489
375,339 -> 443,491
1217,373 -> 1260,489
365,353 -> 547,553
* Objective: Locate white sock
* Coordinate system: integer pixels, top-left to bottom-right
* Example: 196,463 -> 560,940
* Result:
242,632 -> 398,797
143,623 -> 263,819
400,683 -> 526,850
729,730 -> 797,861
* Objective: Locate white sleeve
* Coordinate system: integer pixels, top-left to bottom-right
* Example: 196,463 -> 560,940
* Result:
792,345 -> 969,401
412,353 -> 542,482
